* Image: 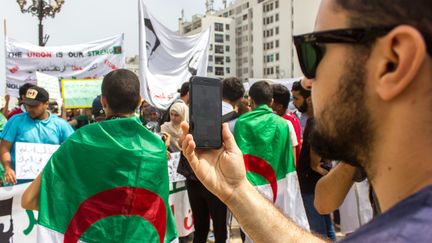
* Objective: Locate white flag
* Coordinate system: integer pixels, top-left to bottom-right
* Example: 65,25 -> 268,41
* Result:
139,0 -> 211,110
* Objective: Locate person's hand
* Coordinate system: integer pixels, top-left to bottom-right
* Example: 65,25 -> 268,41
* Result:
4,95 -> 10,103
4,166 -> 17,185
180,122 -> 247,203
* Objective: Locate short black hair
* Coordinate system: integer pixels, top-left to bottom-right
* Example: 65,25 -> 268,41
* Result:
335,0 -> 432,56
19,83 -> 35,97
101,69 -> 140,114
291,81 -> 311,99
272,84 -> 290,109
178,82 -> 189,97
222,77 -> 245,102
249,81 -> 273,106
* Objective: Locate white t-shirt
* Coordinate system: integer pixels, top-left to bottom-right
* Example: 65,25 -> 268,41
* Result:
286,120 -> 299,147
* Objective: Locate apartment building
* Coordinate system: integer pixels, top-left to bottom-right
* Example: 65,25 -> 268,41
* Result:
179,0 -> 320,79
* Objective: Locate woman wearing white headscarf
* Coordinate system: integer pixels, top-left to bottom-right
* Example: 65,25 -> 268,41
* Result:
160,102 -> 186,152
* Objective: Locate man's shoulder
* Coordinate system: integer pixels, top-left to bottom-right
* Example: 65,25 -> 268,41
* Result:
342,186 -> 432,242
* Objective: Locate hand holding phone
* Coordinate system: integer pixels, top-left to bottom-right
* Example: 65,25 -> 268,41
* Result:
189,76 -> 222,149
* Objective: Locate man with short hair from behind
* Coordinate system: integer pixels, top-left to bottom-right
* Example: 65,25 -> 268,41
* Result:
271,83 -> 302,165
233,81 -> 309,242
222,77 -> 245,132
22,69 -> 177,242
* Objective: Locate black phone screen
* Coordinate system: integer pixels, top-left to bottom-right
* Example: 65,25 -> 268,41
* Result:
190,77 -> 222,148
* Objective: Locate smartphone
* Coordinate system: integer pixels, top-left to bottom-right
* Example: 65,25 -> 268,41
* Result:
189,76 -> 222,148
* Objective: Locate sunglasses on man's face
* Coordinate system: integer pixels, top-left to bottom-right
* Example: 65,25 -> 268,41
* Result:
293,27 -> 397,79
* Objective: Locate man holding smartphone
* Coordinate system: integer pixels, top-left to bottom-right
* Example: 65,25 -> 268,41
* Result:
180,0 -> 432,241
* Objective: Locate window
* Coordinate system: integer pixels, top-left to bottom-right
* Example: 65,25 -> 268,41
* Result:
270,42 -> 274,49
276,40 -> 279,48
243,14 -> 248,20
215,56 -> 224,65
215,34 -> 224,43
275,13 -> 279,22
215,23 -> 224,32
226,56 -> 231,63
243,68 -> 248,74
215,67 -> 224,76
229,10 -> 233,16
275,0 -> 279,8
223,12 -> 228,17
263,18 -> 266,25
225,45 -> 230,52
258,0 -> 265,3
263,30 -> 266,37
226,67 -> 231,74
275,27 -> 279,35
226,24 -> 230,30
207,66 -> 213,73
209,55 -> 213,62
215,45 -> 224,54
276,53 -> 279,61
209,44 -> 213,51
263,43 -> 266,50
225,34 -> 230,41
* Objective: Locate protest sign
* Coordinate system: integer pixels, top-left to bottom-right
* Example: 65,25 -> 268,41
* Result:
15,142 -> 60,180
5,34 -> 124,97
61,79 -> 102,108
168,152 -> 186,183
36,72 -> 61,100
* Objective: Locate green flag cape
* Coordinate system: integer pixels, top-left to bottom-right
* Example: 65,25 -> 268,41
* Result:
38,116 -> 177,243
234,105 -> 309,229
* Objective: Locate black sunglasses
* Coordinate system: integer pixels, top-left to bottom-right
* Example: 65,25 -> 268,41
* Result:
293,26 -> 432,79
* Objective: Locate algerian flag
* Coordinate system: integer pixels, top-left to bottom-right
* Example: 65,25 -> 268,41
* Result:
38,117 -> 177,242
234,105 -> 309,230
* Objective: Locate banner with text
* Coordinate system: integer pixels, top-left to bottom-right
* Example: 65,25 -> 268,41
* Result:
5,34 -> 124,97
0,183 -> 38,243
61,79 -> 103,108
139,1 -> 211,110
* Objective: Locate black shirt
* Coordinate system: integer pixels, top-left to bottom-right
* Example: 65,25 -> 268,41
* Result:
297,118 -> 322,194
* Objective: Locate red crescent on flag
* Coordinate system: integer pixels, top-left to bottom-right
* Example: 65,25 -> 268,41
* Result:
63,187 -> 166,243
243,154 -> 278,202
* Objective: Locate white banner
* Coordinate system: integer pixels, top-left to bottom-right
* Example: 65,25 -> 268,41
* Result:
0,183 -> 38,243
139,0 -> 211,110
169,182 -> 194,237
15,143 -> 60,180
5,34 -> 125,97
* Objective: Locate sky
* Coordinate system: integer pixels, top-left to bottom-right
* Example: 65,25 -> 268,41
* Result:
0,0 -> 227,88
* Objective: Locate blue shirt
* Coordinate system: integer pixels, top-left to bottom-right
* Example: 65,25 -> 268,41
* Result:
341,185 -> 432,242
0,112 -> 74,168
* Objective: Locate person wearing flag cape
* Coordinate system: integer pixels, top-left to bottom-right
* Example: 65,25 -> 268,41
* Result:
22,69 -> 177,243
233,81 -> 309,242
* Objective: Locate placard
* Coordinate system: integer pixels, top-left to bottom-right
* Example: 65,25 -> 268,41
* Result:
61,79 -> 102,108
15,142 -> 60,180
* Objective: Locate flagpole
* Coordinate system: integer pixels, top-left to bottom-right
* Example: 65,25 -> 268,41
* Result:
3,18 -> 7,97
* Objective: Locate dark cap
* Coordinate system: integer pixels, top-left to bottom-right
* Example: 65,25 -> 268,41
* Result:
23,86 -> 49,106
92,95 -> 105,117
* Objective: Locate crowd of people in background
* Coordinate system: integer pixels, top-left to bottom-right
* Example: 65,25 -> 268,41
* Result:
0,74 -> 377,242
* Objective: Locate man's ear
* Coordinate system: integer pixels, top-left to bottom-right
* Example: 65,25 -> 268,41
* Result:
100,96 -> 108,109
137,96 -> 143,109
373,25 -> 427,101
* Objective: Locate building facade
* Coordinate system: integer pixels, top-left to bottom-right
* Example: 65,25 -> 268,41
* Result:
179,0 -> 320,80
